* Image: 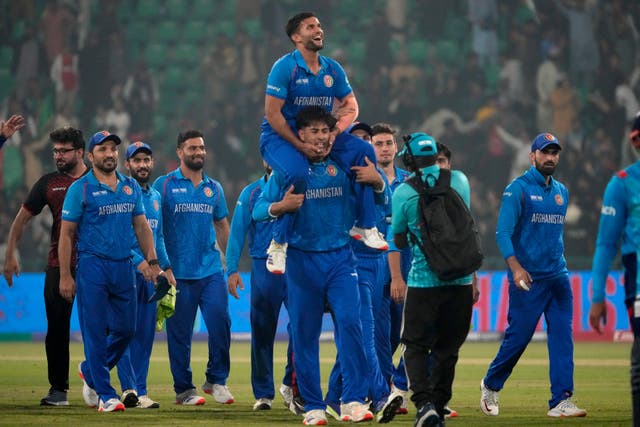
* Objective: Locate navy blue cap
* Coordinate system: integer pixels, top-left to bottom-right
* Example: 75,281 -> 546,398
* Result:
347,121 -> 372,136
88,130 -> 121,152
397,132 -> 438,158
531,133 -> 561,152
126,141 -> 152,160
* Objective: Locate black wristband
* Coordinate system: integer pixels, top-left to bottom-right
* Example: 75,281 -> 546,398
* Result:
147,259 -> 160,266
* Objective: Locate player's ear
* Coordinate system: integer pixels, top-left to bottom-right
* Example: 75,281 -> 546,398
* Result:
297,128 -> 305,142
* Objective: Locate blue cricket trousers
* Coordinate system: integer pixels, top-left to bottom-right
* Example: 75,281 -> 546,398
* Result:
286,246 -> 368,411
250,258 -> 295,399
116,272 -> 156,396
76,256 -> 136,402
484,273 -> 574,408
166,272 -> 230,394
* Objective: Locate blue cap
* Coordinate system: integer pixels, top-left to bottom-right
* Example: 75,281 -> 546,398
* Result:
398,132 -> 438,158
126,141 -> 153,160
347,121 -> 372,136
531,133 -> 561,152
88,130 -> 121,152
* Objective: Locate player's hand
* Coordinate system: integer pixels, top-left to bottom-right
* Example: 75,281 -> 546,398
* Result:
588,302 -> 607,334
510,265 -> 532,291
137,260 -> 153,281
472,272 -> 480,304
59,275 -> 75,302
228,272 -> 244,299
164,268 -> 176,286
0,114 -> 25,138
390,277 -> 407,304
150,265 -> 164,284
351,157 -> 383,189
280,185 -> 304,212
3,255 -> 20,287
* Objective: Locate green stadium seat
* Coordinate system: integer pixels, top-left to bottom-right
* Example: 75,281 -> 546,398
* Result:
408,40 -> 428,65
165,0 -> 190,19
436,40 -> 460,66
145,43 -> 166,69
0,47 -> 13,69
127,20 -> 149,46
153,114 -> 168,136
157,21 -> 180,43
183,20 -> 207,44
243,18 -> 261,39
161,66 -> 186,91
0,68 -> 15,100
347,41 -> 366,66
212,20 -> 235,37
136,0 -> 160,21
174,43 -> 200,66
192,0 -> 215,19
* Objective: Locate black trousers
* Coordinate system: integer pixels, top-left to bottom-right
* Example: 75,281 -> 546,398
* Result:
44,266 -> 74,391
401,285 -> 473,416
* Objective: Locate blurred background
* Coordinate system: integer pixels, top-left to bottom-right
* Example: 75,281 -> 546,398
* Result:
1,0 -> 639,273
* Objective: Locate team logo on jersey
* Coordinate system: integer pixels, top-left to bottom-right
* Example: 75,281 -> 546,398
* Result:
123,185 -> 133,195
326,164 -> 337,176
204,187 -> 213,197
324,75 -> 334,88
153,200 -> 159,211
555,194 -> 564,206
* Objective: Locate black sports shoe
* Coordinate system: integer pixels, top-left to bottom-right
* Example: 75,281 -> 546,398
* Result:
40,388 -> 69,406
414,402 -> 443,427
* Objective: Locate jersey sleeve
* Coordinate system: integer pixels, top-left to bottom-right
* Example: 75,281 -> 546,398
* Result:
329,58 -> 353,100
61,180 -> 84,222
226,185 -> 253,275
23,175 -> 49,215
132,182 -> 146,217
253,171 -> 285,222
213,181 -> 229,221
591,175 -> 627,303
391,184 -> 410,235
155,207 -> 171,270
495,180 -> 524,260
265,56 -> 291,100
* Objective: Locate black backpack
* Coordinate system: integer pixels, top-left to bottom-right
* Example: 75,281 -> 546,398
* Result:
406,169 -> 483,281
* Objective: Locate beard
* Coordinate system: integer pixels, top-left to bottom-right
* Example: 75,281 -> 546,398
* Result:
94,158 -> 117,173
305,39 -> 323,52
131,168 -> 150,184
534,159 -> 556,176
183,156 -> 204,171
56,158 -> 77,174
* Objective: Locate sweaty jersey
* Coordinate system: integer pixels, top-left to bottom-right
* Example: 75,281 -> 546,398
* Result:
591,161 -> 640,302
23,168 -> 89,267
130,185 -> 170,270
254,159 -> 355,252
62,170 -> 145,261
226,175 -> 272,275
153,168 -> 228,280
261,50 -> 352,136
391,165 -> 472,288
496,165 -> 569,280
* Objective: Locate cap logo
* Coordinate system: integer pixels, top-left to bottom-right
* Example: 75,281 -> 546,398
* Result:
327,164 -> 337,176
545,133 -> 555,141
324,75 -> 334,88
101,130 -> 109,136
134,141 -> 144,147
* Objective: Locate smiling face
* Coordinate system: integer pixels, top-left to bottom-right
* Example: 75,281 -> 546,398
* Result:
292,16 -> 324,52
126,151 -> 154,184
298,120 -> 331,162
89,140 -> 118,173
178,137 -> 206,171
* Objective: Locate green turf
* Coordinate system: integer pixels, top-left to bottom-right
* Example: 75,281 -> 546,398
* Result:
0,341 -> 631,426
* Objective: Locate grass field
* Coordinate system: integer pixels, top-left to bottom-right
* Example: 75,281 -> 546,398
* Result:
0,340 -> 632,426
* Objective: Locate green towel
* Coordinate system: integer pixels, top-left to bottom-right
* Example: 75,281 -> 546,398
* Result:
156,285 -> 176,332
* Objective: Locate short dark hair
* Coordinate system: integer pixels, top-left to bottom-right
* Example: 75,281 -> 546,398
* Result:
295,106 -> 337,130
371,122 -> 396,137
50,127 -> 85,151
286,12 -> 316,38
177,130 -> 204,148
436,142 -> 451,160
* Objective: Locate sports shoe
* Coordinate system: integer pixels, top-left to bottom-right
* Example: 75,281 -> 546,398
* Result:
377,393 -> 403,423
443,405 -> 458,418
341,401 -> 374,423
78,361 -> 99,408
266,241 -> 287,274
325,400 -> 341,420
204,383 -> 234,404
349,226 -> 389,251
547,399 -> 587,417
40,388 -> 69,406
120,389 -> 139,408
279,383 -> 304,415
137,395 -> 160,409
480,379 -> 499,416
253,397 -> 272,410
176,389 -> 206,406
303,409 -> 328,425
391,385 -> 408,415
414,402 -> 442,427
279,383 -> 293,406
98,398 -> 125,412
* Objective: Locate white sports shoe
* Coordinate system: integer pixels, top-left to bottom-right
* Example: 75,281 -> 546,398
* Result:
211,384 -> 234,404
137,395 -> 160,408
279,384 -> 293,407
266,240 -> 287,274
547,399 -> 587,417
303,409 -> 328,425
78,361 -> 99,408
120,389 -> 138,408
340,401 -> 374,423
377,392 -> 403,423
349,226 -> 389,251
253,397 -> 272,410
390,385 -> 408,415
176,389 -> 205,406
98,398 -> 125,412
480,379 -> 499,416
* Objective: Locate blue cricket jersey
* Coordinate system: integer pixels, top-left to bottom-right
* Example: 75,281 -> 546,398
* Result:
386,166 -> 412,271
130,185 -> 170,270
391,165 -> 472,288
254,159 -> 355,252
226,175 -> 273,275
62,170 -> 145,261
153,168 -> 229,280
260,50 -> 352,136
496,166 -> 569,281
591,162 -> 640,302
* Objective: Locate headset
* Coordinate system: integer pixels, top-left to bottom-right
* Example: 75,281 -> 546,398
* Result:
401,134 -> 418,172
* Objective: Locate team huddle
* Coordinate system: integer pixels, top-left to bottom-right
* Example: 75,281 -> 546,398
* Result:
6,10 -> 640,427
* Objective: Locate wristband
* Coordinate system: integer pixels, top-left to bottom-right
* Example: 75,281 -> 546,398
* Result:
147,259 -> 160,266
